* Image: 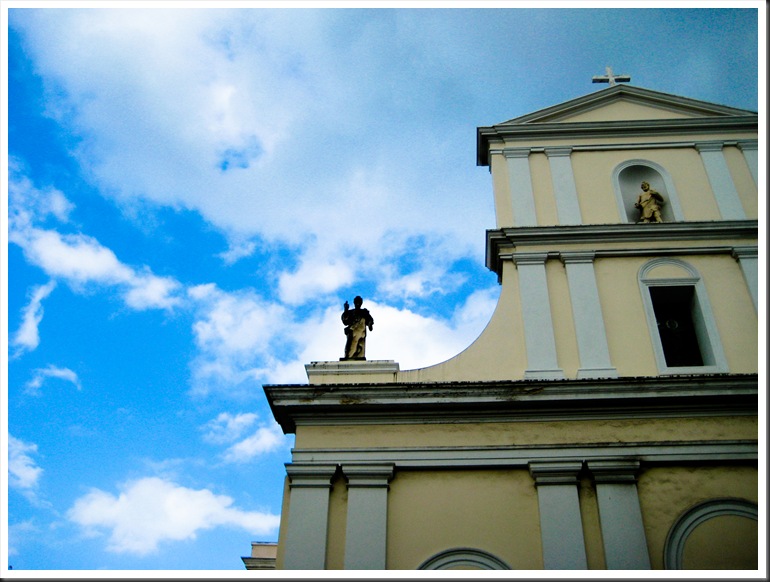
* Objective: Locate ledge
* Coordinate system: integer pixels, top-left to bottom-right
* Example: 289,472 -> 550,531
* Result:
485,220 -> 758,277
305,360 -> 400,384
263,373 -> 758,434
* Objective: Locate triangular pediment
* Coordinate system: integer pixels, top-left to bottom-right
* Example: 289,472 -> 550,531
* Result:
500,85 -> 757,125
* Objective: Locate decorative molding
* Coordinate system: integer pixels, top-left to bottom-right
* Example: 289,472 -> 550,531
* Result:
418,547 -> 511,570
477,117 -> 757,166
485,220 -> 757,276
265,374 -> 758,433
663,498 -> 758,570
291,441 -> 757,469
342,463 -> 395,488
529,461 -> 583,485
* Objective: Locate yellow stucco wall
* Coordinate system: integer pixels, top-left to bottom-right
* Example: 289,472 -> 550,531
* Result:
385,469 -> 542,569
637,465 -> 758,570
294,415 -> 757,450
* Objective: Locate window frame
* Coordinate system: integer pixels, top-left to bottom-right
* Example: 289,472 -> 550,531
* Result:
638,258 -> 728,375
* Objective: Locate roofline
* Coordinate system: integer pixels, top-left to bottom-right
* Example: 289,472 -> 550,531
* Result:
501,85 -> 757,126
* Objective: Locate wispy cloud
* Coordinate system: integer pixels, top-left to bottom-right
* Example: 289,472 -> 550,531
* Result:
9,168 -> 183,311
201,412 -> 259,445
9,435 -> 44,490
221,424 -> 285,464
12,280 -> 57,356
24,365 -> 82,396
67,476 -> 280,555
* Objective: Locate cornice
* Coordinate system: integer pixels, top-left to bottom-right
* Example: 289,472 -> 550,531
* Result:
290,440 -> 757,468
485,221 -> 758,276
477,116 -> 758,166
264,374 -> 758,434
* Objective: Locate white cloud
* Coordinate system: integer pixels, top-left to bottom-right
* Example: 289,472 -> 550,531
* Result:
188,284 -> 293,394
10,165 -> 183,311
201,412 -> 258,444
24,365 -> 82,396
9,436 -> 44,490
12,280 -> 57,355
67,476 -> 280,555
221,424 -> 285,464
10,9 -> 493,307
278,257 -> 355,305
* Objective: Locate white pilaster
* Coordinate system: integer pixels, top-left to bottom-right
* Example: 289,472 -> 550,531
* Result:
561,252 -> 617,379
283,463 -> 337,570
529,461 -> 588,569
513,253 -> 564,379
737,141 -> 758,186
696,142 -> 745,219
587,460 -> 651,570
504,149 -> 538,226
545,147 -> 582,225
343,464 -> 395,570
732,246 -> 758,312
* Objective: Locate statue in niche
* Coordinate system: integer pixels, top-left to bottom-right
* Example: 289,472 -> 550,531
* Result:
635,181 -> 665,223
341,296 -> 374,360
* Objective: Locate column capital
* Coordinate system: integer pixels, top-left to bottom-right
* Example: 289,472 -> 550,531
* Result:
529,461 -> 583,486
732,245 -> 758,261
503,147 -> 531,159
560,251 -> 596,265
587,459 -> 641,484
512,251 -> 549,266
736,140 -> 758,152
544,146 -> 573,158
285,463 -> 338,488
695,141 -> 724,153
343,464 -> 395,488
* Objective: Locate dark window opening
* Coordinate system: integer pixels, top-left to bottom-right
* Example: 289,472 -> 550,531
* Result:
649,285 -> 704,367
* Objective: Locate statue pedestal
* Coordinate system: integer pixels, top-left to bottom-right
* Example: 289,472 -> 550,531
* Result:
305,360 -> 400,385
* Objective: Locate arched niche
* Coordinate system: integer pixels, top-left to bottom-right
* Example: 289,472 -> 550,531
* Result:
664,498 -> 758,570
613,160 -> 683,223
418,547 -> 511,570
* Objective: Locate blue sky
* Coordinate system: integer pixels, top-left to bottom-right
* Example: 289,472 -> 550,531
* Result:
3,3 -> 762,573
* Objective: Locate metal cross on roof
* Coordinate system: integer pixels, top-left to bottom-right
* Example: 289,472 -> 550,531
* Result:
592,66 -> 631,86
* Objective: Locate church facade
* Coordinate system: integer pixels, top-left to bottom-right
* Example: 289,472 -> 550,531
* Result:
262,84 -> 759,570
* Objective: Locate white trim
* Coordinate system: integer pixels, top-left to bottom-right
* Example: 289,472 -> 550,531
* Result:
342,464 -> 394,570
529,461 -> 588,569
418,547 -> 511,570
282,464 -> 338,570
732,246 -> 758,312
612,159 -> 684,223
545,147 -> 582,225
587,460 -> 651,569
663,498 -> 758,569
512,253 -> 564,379
696,142 -> 746,219
561,252 -> 617,379
638,258 -> 729,375
503,149 -> 538,226
290,441 -> 757,468
737,141 -> 758,186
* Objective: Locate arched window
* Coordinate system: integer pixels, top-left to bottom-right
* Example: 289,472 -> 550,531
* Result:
613,160 -> 683,223
638,258 -> 728,374
418,547 -> 511,570
664,498 -> 758,569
